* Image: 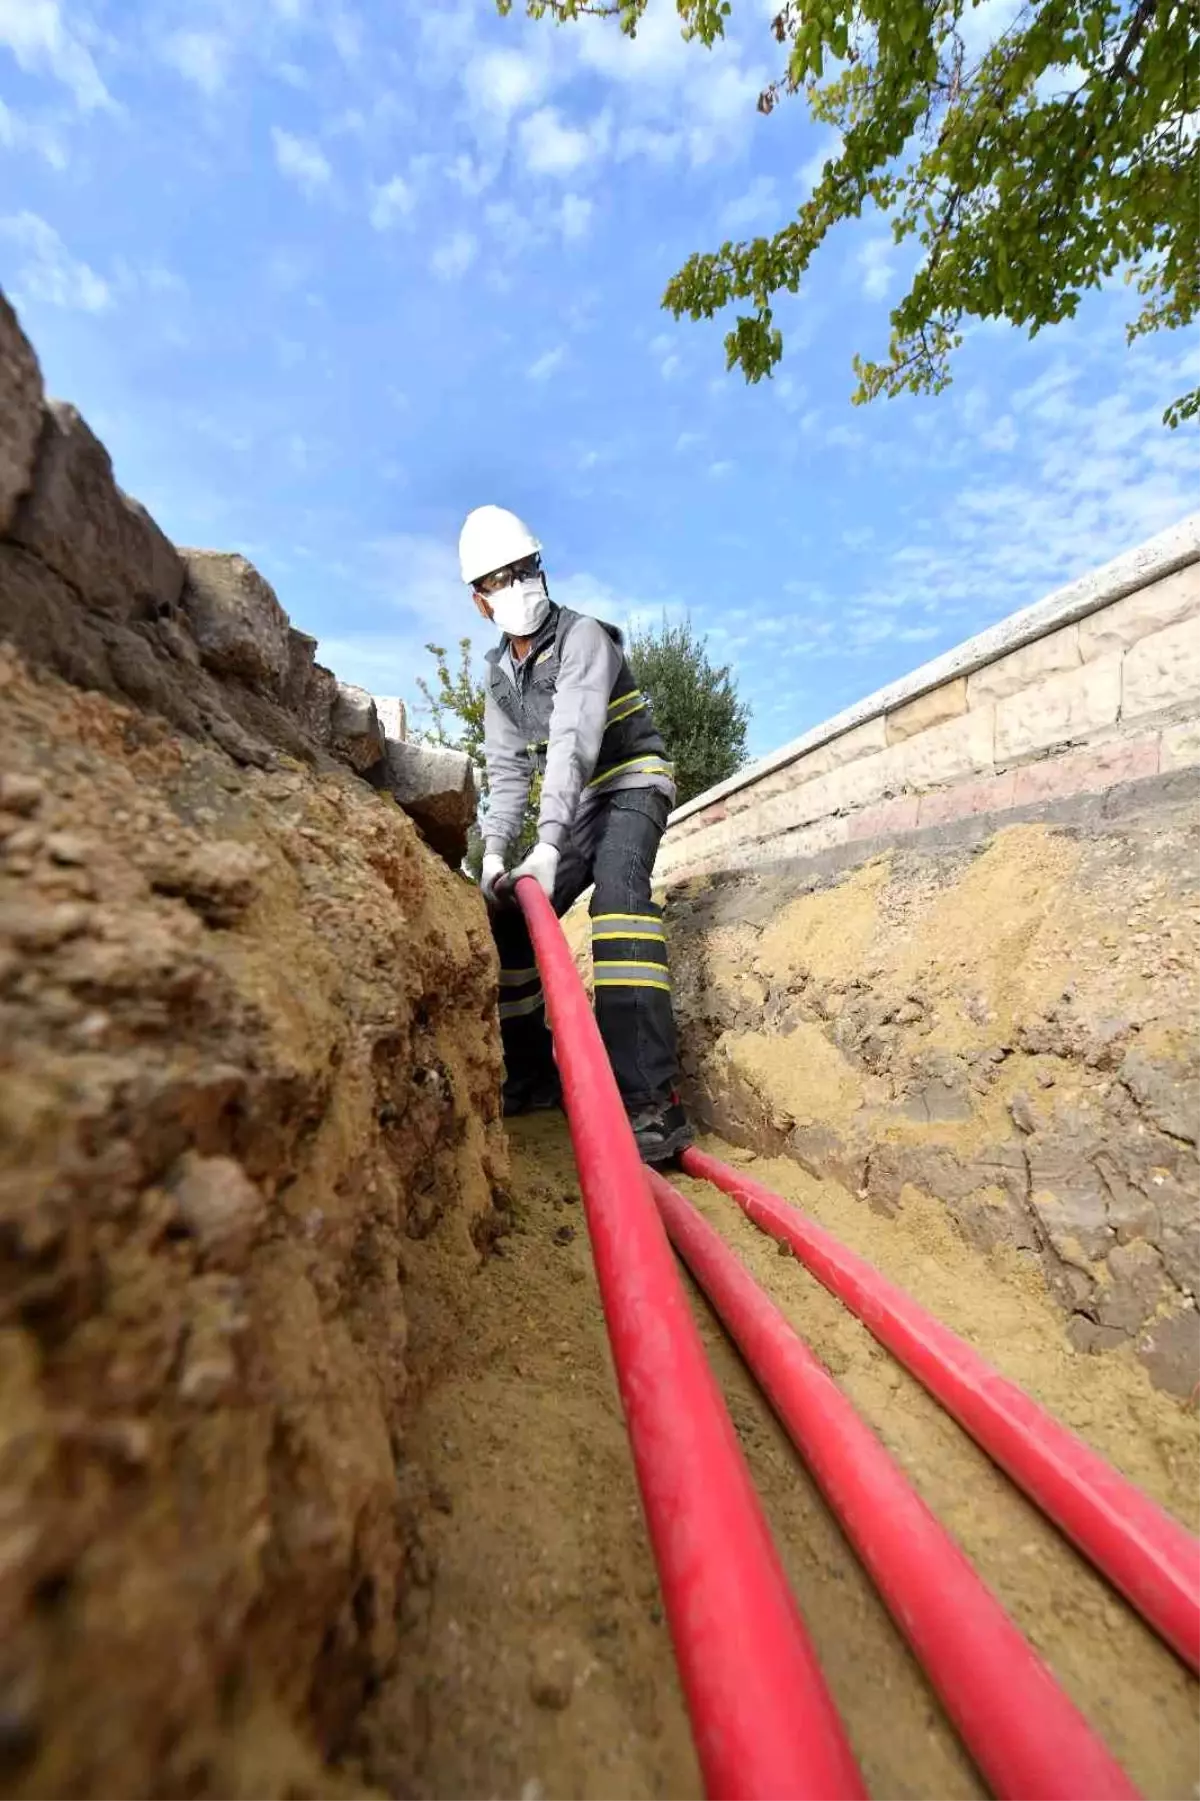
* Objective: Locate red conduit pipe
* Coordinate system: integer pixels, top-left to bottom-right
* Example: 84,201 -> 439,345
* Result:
648,1170 -> 1141,1801
680,1145 -> 1200,1674
512,879 -> 866,1801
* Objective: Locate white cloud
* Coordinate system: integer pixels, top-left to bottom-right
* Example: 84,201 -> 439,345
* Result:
650,330 -> 682,380
708,460 -> 733,479
847,351 -> 1196,644
446,152 -> 496,196
614,122 -> 682,163
272,128 -> 332,195
431,230 -> 477,281
563,4 -> 764,169
163,29 -> 229,96
775,373 -> 808,412
329,6 -> 362,63
518,106 -> 608,178
558,192 -> 593,242
528,345 -> 566,382
369,173 -> 414,231
464,46 -> 547,123
857,235 -> 896,301
483,197 -> 534,253
981,414 -> 1018,453
799,130 -> 842,193
719,175 -> 776,235
0,210 -> 111,312
826,422 -> 865,449
0,0 -> 112,111
0,96 -> 68,168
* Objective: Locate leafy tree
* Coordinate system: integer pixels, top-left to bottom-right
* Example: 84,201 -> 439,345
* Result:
627,617 -> 750,805
419,638 -> 486,769
418,639 -> 541,872
501,0 -> 1199,426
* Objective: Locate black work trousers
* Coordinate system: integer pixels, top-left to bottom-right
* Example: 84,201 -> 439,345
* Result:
491,788 -> 680,1111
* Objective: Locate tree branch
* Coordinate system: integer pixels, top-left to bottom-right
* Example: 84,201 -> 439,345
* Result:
1111,0 -> 1159,81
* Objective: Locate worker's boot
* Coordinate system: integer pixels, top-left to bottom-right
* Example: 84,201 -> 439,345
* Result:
627,1094 -> 693,1167
502,1069 -> 563,1117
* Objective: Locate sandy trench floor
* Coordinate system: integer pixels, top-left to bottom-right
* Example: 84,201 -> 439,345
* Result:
360,1116 -> 1200,1801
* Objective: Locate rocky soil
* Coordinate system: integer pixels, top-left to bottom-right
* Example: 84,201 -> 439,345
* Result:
0,643 -> 508,1798
666,805 -> 1200,1397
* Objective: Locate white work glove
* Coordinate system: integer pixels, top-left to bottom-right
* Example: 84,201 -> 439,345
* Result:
509,841 -> 560,902
480,853 -> 506,907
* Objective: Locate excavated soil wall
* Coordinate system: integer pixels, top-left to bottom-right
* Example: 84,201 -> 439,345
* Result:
1,293 -> 508,1797
666,783 -> 1200,1398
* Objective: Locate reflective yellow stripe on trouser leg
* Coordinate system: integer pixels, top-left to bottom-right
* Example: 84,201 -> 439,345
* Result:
498,964 -> 545,1019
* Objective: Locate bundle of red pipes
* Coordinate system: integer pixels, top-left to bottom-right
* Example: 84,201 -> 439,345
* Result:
512,876 -> 1200,1801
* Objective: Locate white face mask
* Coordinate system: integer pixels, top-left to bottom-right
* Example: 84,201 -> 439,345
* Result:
490,574 -> 550,638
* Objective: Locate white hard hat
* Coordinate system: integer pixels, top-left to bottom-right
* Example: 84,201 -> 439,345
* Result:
458,505 -> 542,585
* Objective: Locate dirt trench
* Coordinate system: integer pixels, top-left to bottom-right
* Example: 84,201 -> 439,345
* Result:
350,1115 -> 1199,1801
4,621 -> 1197,1798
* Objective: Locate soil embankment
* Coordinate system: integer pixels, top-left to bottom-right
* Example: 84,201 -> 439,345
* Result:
667,802 -> 1200,1397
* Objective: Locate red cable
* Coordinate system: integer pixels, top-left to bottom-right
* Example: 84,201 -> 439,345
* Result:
681,1145 -> 1200,1674
649,1170 -> 1142,1800
513,880 -> 866,1800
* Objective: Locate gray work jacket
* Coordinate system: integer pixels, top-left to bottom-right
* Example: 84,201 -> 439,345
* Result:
482,604 -> 674,857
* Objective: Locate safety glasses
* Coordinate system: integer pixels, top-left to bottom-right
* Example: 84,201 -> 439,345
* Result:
473,555 -> 541,596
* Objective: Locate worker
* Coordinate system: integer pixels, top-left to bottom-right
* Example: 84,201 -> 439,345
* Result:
459,504 -> 692,1167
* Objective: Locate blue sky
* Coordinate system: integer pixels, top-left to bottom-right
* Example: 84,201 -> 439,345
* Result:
2,0 -> 1196,758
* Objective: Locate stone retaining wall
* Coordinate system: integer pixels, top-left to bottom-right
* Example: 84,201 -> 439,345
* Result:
0,290 -> 474,866
661,516 -> 1200,880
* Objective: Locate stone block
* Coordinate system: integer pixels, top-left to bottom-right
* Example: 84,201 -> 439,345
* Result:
331,682 -> 386,772
885,677 -> 968,745
750,759 -> 875,838
1010,736 -> 1159,809
180,551 -> 291,691
1079,566 -> 1200,660
0,289 -> 43,533
894,706 -> 995,789
916,769 -> 1017,827
966,623 -> 1081,707
1121,617 -> 1200,721
373,694 -> 408,742
994,656 -> 1121,763
1159,721 -> 1200,771
383,739 -> 477,866
283,628 -> 317,712
12,401 -> 183,622
848,795 -> 920,840
300,662 -> 338,747
735,813 -> 850,869
792,715 -> 889,781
